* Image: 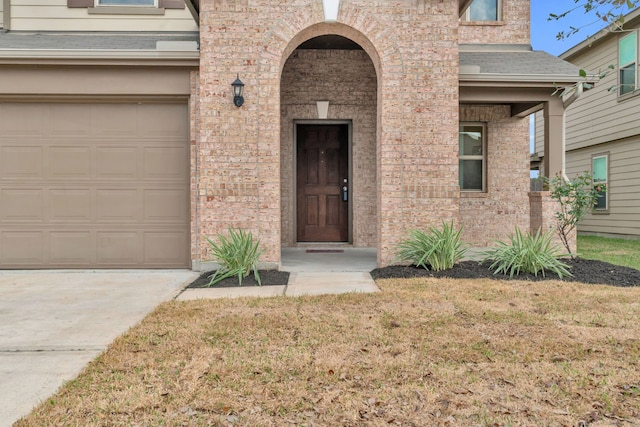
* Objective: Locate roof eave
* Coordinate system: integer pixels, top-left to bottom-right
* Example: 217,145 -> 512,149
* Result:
0,49 -> 200,66
459,73 -> 596,85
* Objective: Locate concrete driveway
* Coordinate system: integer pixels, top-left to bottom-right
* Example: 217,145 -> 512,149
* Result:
0,270 -> 197,427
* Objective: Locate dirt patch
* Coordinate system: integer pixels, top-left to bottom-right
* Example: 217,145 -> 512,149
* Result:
186,270 -> 289,288
371,258 -> 640,287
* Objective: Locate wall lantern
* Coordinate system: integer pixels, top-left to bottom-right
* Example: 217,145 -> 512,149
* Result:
231,74 -> 245,107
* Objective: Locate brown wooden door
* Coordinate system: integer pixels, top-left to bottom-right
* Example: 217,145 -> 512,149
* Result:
297,125 -> 349,242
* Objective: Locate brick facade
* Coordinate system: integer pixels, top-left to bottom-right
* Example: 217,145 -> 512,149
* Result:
459,105 -> 530,246
192,0 -> 537,268
459,0 -> 530,45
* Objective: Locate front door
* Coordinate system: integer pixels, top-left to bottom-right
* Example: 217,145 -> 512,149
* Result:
296,124 -> 349,242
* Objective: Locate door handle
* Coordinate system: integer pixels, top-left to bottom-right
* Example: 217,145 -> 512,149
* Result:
342,178 -> 348,202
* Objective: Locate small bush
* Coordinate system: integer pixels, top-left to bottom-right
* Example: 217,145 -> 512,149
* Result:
396,221 -> 468,271
544,172 -> 604,258
483,227 -> 571,278
205,227 -> 264,286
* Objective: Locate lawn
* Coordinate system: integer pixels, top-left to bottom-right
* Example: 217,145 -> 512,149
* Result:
578,235 -> 640,270
16,276 -> 640,426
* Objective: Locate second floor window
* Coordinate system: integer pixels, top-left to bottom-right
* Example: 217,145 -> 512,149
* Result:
463,0 -> 500,21
619,32 -> 637,96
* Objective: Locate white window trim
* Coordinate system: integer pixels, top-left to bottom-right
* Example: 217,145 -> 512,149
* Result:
462,0 -> 502,22
459,122 -> 487,192
592,153 -> 609,212
618,31 -> 638,98
95,0 -> 157,7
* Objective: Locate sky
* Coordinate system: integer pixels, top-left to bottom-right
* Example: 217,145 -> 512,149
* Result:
530,0 -> 634,56
528,0 -> 634,163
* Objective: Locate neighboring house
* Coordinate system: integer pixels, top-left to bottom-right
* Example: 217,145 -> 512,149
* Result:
533,7 -> 640,239
0,0 -> 583,269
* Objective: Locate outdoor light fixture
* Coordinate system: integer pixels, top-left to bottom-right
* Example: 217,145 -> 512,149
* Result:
231,74 -> 245,107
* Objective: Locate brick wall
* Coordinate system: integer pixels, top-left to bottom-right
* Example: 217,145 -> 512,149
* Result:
280,49 -> 377,247
459,105 -> 530,246
197,0 -> 460,266
459,0 -> 530,45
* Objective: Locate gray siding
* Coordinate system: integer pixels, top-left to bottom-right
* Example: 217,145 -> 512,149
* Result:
534,21 -> 640,238
9,0 -> 196,31
566,135 -> 640,237
533,110 -> 544,156
0,0 -> 4,28
564,34 -> 640,151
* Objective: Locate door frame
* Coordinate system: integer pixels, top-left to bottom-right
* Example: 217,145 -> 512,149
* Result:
293,120 -> 353,244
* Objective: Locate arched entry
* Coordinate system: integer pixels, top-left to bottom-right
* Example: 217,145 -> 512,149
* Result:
279,31 -> 379,247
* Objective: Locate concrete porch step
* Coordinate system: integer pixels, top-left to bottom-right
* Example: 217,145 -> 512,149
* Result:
176,271 -> 379,300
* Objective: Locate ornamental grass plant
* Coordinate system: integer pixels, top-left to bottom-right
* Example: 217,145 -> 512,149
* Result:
205,227 -> 264,286
396,221 -> 468,271
484,227 -> 571,278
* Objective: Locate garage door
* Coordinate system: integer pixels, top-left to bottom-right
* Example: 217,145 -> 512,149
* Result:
0,102 -> 190,268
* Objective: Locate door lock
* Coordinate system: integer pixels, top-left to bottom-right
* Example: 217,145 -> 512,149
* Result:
342,178 -> 348,202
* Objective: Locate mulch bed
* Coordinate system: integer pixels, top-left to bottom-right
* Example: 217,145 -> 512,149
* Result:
186,270 -> 290,288
187,259 -> 640,289
371,258 -> 640,287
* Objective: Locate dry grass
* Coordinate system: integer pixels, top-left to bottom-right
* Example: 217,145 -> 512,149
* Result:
17,278 -> 640,426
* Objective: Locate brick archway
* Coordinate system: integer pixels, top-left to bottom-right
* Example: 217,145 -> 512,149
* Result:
253,12 -> 401,261
279,32 -> 379,247
197,1 -> 459,267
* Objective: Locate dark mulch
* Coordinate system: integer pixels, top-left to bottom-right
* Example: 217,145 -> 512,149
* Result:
371,258 -> 640,287
187,259 -> 640,289
186,270 -> 290,288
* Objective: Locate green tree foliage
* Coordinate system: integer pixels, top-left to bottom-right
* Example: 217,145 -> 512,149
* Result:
544,173 -> 604,258
549,0 -> 637,40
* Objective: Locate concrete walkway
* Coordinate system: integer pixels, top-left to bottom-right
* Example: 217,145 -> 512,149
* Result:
1,248 -> 379,425
0,270 -> 197,427
177,247 -> 379,300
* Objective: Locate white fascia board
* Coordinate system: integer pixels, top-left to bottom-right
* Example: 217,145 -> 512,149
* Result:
0,49 -> 200,66
459,73 -> 597,85
0,49 -> 199,60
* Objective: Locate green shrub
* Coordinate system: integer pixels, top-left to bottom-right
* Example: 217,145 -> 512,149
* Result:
543,172 -> 604,258
396,221 -> 468,271
483,227 -> 571,278
205,227 -> 264,286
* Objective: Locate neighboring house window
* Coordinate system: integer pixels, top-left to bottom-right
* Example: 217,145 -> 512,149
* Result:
619,32 -> 637,96
459,124 -> 486,191
592,154 -> 608,211
463,0 -> 501,21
